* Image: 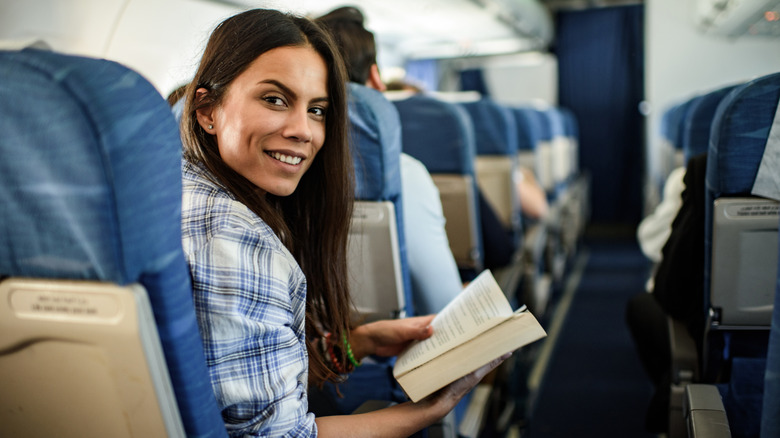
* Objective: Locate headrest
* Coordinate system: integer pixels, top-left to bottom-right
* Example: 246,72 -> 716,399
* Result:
394,94 -> 476,175
347,83 -> 402,201
707,72 -> 780,197
544,108 -> 566,138
0,48 -> 183,283
682,85 -> 738,162
661,99 -> 695,149
560,107 -> 579,139
461,99 -> 518,156
512,107 -> 544,151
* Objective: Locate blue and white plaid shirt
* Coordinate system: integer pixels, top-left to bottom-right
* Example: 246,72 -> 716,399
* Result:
181,160 -> 317,437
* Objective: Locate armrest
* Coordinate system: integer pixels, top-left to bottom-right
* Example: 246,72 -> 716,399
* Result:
684,384 -> 731,438
668,317 -> 700,438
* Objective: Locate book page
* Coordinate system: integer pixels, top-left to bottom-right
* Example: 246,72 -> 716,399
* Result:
394,270 -> 513,376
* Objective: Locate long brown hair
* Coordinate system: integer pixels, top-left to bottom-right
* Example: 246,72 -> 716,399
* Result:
180,8 -> 354,385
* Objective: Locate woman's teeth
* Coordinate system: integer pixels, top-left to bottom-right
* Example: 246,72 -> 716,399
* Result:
269,152 -> 302,165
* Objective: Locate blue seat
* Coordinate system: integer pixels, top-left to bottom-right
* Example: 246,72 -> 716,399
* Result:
0,48 -> 226,437
461,98 -> 522,243
704,72 -> 780,336
681,85 -> 739,163
657,99 -> 695,199
308,83 -> 413,418
762,216 -> 780,437
685,71 -> 780,436
346,82 -> 412,320
393,94 -> 484,275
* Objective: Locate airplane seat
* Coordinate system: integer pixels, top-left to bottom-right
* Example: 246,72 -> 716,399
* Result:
762,216 -> 780,437
393,94 -> 484,280
526,107 -> 567,286
683,215 -> 780,438
668,72 -> 780,438
460,98 -> 526,297
653,100 -> 694,211
544,107 -> 570,199
681,85 -> 739,164
345,82 -> 412,321
560,106 -> 590,245
511,106 -> 554,316
0,48 -> 227,437
704,71 -> 780,345
308,83 -> 419,421
545,106 -> 580,260
460,98 -> 522,246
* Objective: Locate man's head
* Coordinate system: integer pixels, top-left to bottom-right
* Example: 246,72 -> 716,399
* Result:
316,6 -> 385,91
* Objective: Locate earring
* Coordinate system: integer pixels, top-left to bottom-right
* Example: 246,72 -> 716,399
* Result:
208,124 -> 213,130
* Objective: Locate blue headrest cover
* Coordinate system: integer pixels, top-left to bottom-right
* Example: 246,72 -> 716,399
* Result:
461,99 -> 518,156
707,73 -> 780,197
560,107 -> 579,139
0,48 -> 227,437
661,100 -> 694,149
513,107 -> 543,151
347,83 -> 402,201
545,108 -> 566,138
394,94 -> 476,174
682,85 -> 737,162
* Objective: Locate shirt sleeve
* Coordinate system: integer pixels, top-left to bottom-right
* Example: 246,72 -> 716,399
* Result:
188,221 -> 317,438
400,153 -> 463,314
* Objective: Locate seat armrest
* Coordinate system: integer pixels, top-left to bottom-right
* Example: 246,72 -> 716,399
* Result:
684,384 -> 731,438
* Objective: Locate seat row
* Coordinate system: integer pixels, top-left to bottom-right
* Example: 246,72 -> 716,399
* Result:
650,71 -> 780,438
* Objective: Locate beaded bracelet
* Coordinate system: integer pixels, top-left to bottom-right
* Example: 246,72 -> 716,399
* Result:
322,333 -> 346,374
342,333 -> 362,368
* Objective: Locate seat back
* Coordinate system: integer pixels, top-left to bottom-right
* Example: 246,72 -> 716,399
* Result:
0,49 -> 226,437
682,85 -> 738,163
705,72 -> 780,329
347,83 -> 410,320
394,94 -> 483,272
461,98 -> 521,238
762,216 -> 780,437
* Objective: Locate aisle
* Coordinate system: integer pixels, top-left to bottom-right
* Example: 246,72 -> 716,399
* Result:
524,237 -> 657,438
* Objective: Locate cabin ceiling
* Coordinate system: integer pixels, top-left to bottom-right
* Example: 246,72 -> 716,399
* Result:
224,0 -> 555,59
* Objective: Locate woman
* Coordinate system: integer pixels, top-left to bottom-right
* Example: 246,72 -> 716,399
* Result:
180,9 -> 505,437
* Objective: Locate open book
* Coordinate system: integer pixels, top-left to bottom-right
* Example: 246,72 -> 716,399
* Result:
393,270 -> 546,402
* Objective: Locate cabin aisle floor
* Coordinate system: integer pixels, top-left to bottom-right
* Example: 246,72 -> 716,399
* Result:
520,234 -> 659,438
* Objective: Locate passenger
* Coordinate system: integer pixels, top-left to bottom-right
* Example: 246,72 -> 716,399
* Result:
516,166 -> 549,222
178,9 -> 506,437
636,165 -> 686,291
385,78 -> 424,93
625,153 -> 707,433
316,6 -> 463,315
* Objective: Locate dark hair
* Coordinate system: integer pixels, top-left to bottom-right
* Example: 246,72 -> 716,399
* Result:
180,8 -> 354,386
316,6 -> 377,84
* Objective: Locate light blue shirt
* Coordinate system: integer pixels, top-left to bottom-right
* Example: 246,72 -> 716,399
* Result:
400,153 -> 463,314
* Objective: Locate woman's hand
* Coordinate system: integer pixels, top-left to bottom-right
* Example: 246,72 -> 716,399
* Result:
424,352 -> 511,417
350,315 -> 436,359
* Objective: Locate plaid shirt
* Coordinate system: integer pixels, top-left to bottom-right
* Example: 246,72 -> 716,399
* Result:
181,160 -> 316,437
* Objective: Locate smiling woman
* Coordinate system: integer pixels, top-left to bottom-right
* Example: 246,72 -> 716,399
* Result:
177,8 -> 505,438
194,45 -> 329,197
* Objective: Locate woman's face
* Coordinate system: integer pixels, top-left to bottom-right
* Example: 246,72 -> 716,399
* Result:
201,45 -> 329,197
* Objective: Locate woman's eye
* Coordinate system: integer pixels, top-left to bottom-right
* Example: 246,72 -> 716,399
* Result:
309,107 -> 326,117
264,96 -> 285,106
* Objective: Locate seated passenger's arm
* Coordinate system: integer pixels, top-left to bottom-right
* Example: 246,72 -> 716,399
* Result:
400,154 -> 463,314
188,224 -> 315,437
